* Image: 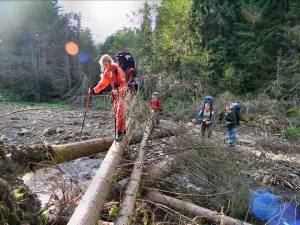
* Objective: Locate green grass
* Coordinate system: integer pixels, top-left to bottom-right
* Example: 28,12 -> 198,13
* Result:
282,126 -> 300,140
286,108 -> 300,120
0,90 -> 69,109
163,97 -> 197,113
0,101 -> 68,109
89,97 -> 112,110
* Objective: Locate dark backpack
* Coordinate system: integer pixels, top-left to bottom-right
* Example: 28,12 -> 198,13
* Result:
115,51 -> 138,92
116,52 -> 136,79
231,103 -> 241,125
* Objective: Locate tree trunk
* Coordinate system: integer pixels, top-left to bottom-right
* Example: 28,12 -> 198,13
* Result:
52,136 -> 113,163
111,152 -> 184,198
52,122 -> 176,163
46,151 -> 184,223
67,120 -> 135,225
148,191 -> 252,225
47,121 -> 178,164
115,113 -> 154,225
65,53 -> 71,91
9,122 -> 178,172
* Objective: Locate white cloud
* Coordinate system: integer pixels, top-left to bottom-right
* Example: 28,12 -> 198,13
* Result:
58,0 -> 158,43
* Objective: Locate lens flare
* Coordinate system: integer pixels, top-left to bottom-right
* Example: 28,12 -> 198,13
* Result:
79,51 -> 89,64
65,41 -> 79,56
267,204 -> 300,225
290,220 -> 300,225
250,189 -> 280,220
250,189 -> 299,225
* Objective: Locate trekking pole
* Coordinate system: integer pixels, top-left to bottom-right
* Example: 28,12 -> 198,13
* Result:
79,86 -> 92,141
113,93 -> 117,141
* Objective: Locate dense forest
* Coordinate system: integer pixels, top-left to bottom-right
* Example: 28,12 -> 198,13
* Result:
0,0 -> 299,102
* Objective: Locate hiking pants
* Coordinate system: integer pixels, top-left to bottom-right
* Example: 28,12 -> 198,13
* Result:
113,93 -> 127,133
227,127 -> 237,145
201,124 -> 212,138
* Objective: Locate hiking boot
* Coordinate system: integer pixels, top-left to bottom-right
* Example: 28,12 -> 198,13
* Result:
116,131 -> 126,142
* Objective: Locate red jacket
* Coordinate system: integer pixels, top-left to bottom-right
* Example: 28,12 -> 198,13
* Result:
150,99 -> 162,111
93,63 -> 126,96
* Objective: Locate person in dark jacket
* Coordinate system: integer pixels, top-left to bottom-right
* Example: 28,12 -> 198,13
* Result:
224,106 -> 237,147
198,102 -> 215,138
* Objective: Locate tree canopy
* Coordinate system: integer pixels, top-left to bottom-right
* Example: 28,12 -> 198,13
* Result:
0,0 -> 299,101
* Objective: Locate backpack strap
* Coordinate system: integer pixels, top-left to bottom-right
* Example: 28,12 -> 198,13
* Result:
232,111 -> 237,125
113,67 -> 120,90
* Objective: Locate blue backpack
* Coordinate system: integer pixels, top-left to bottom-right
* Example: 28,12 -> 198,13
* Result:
204,96 -> 214,107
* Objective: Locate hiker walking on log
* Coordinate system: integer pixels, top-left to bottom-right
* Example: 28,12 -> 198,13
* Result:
90,54 -> 127,142
198,96 -> 215,138
149,92 -> 163,126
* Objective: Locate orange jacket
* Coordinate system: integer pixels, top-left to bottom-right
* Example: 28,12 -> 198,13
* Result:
93,63 -> 126,95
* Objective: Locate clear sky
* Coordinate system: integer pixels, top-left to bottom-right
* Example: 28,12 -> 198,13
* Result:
58,1 -> 157,44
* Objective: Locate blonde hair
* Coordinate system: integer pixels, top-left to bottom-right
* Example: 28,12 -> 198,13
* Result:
99,54 -> 113,67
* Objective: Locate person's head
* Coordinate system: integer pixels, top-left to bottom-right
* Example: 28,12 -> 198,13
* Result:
204,102 -> 211,111
99,54 -> 113,70
152,92 -> 160,99
225,106 -> 231,113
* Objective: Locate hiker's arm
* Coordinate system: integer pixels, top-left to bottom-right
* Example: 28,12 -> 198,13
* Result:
117,67 -> 127,95
198,110 -> 204,122
211,111 -> 216,125
224,114 -> 234,124
93,74 -> 110,94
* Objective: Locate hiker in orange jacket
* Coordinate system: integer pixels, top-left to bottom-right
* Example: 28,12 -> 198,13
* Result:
90,54 -> 127,142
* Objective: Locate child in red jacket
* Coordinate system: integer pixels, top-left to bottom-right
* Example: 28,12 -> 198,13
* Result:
149,92 -> 162,126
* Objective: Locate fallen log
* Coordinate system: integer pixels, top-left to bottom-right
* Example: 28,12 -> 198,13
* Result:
148,191 -> 252,225
143,152 -> 183,187
111,150 -> 184,198
49,153 -> 184,224
52,121 -> 176,163
67,141 -> 128,225
115,113 -> 154,225
67,119 -> 135,225
52,137 -> 112,163
9,122 -> 178,171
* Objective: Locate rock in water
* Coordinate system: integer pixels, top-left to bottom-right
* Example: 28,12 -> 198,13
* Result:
0,135 -> 8,141
17,128 -> 30,136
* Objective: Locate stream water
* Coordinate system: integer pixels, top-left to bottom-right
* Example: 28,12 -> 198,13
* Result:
22,156 -> 103,207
